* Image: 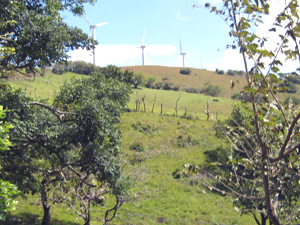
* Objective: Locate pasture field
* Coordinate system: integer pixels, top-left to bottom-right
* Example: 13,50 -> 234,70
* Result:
3,67 -> 299,224
122,66 -> 248,99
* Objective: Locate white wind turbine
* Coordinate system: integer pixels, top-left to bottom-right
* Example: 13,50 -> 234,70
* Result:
83,14 -> 108,66
137,29 -> 146,66
179,38 -> 187,68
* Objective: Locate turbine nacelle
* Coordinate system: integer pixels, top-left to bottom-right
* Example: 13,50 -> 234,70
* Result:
83,14 -> 107,66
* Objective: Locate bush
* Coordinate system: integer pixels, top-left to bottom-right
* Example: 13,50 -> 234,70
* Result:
284,96 -> 300,106
146,77 -> 156,88
52,64 -> 65,75
203,83 -> 221,97
172,85 -> 180,91
231,93 -> 240,99
129,142 -> 145,152
155,82 -> 163,89
183,87 -> 198,93
162,82 -> 174,90
216,69 -> 225,75
180,68 -> 191,75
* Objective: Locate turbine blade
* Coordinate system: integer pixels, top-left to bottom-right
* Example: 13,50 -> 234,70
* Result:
95,22 -> 108,27
89,28 -> 92,37
83,14 -> 91,26
142,29 -> 146,45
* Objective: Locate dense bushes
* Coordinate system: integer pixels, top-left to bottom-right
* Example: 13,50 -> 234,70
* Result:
215,68 -> 245,76
203,83 -> 221,97
179,68 -> 191,75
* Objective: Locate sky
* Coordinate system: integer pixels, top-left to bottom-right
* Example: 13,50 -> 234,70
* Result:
62,0 -> 299,73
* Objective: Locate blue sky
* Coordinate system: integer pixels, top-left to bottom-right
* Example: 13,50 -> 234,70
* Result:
62,0 -> 298,72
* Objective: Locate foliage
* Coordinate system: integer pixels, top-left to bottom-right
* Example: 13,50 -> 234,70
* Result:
203,83 -> 221,97
71,60 -> 96,75
145,76 -> 156,88
226,69 -> 245,76
129,141 -> 145,152
131,121 -> 158,134
51,64 -> 65,75
179,68 -> 191,75
283,96 -> 300,106
215,69 -> 225,75
0,0 -> 95,75
191,0 -> 300,224
132,72 -> 146,88
0,70 -> 131,224
100,65 -> 134,85
0,106 -> 20,221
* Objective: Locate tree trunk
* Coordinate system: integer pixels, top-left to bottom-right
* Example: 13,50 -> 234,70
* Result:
41,183 -> 51,225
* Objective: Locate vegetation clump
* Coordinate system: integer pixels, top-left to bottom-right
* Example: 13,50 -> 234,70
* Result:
179,68 -> 191,75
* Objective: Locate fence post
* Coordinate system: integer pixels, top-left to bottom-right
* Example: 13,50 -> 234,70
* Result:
161,104 -> 163,114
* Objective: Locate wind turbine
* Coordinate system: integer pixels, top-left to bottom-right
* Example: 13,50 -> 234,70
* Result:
138,29 -> 146,66
179,38 -> 187,68
83,14 -> 108,66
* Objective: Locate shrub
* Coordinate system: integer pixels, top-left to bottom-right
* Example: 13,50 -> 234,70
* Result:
180,68 -> 191,75
226,69 -> 235,75
231,93 -> 240,99
155,82 -> 163,89
162,82 -> 174,90
129,142 -> 145,152
52,64 -> 65,75
173,85 -> 180,91
131,121 -> 158,134
216,69 -> 225,75
146,76 -> 156,88
203,83 -> 221,97
183,87 -> 198,93
284,96 -> 300,106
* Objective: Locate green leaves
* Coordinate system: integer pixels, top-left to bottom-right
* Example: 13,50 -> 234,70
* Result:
0,0 -> 95,74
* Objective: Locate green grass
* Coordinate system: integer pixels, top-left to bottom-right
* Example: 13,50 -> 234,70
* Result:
1,69 -> 265,224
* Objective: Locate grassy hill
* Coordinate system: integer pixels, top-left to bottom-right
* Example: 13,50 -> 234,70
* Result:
122,66 -> 248,99
2,67 -> 299,224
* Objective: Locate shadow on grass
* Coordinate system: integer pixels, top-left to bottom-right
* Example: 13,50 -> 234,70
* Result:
4,212 -> 80,225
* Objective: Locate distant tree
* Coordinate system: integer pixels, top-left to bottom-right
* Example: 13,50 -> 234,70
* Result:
100,65 -> 134,85
179,68 -> 191,75
132,72 -> 146,88
146,76 -> 156,88
203,83 -> 221,97
0,70 -> 131,225
71,60 -> 96,75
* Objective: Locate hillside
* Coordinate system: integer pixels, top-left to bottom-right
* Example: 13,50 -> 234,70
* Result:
122,65 -> 248,99
2,67 -> 300,224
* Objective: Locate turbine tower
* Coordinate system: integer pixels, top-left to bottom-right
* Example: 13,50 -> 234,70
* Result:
138,30 -> 146,66
83,14 -> 107,66
179,38 -> 187,68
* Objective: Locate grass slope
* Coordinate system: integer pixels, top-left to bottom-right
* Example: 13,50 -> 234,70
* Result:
4,67 -> 298,224
122,66 -> 248,99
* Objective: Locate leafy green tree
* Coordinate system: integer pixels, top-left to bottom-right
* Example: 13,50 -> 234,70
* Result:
190,1 -> 300,224
0,0 -> 95,76
100,65 -> 135,84
0,70 -> 131,225
0,106 -> 20,221
132,72 -> 146,88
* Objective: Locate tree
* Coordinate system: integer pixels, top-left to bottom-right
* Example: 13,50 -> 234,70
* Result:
0,70 -> 131,225
0,0 -> 96,76
190,1 -> 300,224
100,65 -> 135,85
0,106 -> 20,221
132,72 -> 146,88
